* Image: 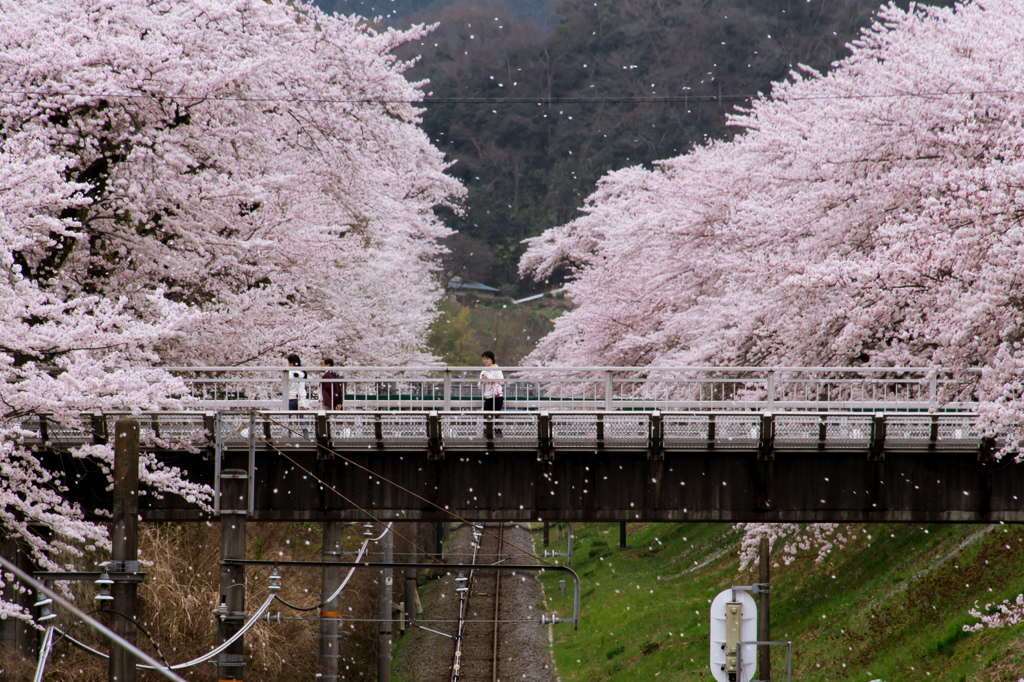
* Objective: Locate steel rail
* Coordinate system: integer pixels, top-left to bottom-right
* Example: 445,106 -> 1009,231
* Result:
451,524 -> 482,682
491,524 -> 505,682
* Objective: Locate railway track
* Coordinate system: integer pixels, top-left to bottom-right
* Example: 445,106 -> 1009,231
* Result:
452,523 -> 506,682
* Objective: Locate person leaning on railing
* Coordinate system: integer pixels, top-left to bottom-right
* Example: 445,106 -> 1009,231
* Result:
479,350 -> 504,411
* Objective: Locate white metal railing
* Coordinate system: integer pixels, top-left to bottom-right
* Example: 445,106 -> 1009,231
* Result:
163,365 -> 980,413
14,409 -> 986,454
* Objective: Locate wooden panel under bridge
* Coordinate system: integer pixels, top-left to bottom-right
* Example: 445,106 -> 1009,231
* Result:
27,406 -> 1023,524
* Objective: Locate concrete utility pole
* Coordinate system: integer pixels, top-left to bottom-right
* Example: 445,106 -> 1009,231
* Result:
320,520 -> 344,681
111,417 -> 140,682
218,468 -> 248,680
405,522 -> 419,625
378,529 -> 393,682
758,536 -> 771,681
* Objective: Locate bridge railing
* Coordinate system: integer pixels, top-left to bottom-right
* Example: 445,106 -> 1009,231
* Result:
15,409 -> 985,454
164,366 -> 979,413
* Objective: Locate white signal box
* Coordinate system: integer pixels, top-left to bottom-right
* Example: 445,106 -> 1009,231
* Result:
709,589 -> 757,682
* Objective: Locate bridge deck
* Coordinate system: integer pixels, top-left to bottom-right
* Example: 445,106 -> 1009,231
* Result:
24,407 -> 1018,525
18,408 -> 985,454
20,365 -> 1014,525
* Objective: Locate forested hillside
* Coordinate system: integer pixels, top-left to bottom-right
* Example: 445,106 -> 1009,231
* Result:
327,0 -> 953,290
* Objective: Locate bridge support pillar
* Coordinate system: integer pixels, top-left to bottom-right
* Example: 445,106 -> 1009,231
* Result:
320,520 -> 344,681
378,529 -> 393,682
218,468 -> 248,680
110,418 -> 140,682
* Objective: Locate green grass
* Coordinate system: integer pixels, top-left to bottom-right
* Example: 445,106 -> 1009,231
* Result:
536,522 -> 1024,681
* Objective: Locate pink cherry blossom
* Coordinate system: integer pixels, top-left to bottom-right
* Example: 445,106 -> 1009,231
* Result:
1,0 -> 463,622
523,1 -> 1024,588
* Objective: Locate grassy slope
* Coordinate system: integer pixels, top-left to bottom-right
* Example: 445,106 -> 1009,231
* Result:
537,522 -> 1024,681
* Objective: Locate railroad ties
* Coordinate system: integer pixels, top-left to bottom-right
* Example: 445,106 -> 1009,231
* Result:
452,523 -> 506,682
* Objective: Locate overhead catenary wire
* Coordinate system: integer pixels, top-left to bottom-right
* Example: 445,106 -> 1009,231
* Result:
260,412 -> 551,566
0,554 -> 187,682
56,608 -> 174,670
54,594 -> 277,671
275,523 -> 391,612
217,416 -> 441,565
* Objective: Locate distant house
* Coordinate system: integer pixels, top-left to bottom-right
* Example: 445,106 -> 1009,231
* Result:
447,277 -> 502,297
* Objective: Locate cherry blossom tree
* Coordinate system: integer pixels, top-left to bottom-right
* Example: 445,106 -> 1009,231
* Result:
1,0 -> 463,622
522,0 -> 1024,446
522,0 -> 1024,571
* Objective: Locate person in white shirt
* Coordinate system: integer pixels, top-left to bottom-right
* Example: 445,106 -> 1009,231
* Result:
287,353 -> 307,410
479,350 -> 503,411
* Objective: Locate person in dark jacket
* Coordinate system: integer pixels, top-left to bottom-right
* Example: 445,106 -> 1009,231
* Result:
320,358 -> 344,410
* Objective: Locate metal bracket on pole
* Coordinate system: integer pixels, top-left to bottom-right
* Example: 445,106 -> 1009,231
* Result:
736,640 -> 792,682
0,556 -> 187,682
733,583 -> 769,595
541,522 -> 574,565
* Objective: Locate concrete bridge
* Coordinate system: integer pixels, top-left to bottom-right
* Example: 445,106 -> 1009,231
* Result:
22,365 -> 1018,524
7,365 -> 1019,681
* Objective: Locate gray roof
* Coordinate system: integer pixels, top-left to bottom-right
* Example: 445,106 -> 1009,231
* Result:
447,279 -> 502,293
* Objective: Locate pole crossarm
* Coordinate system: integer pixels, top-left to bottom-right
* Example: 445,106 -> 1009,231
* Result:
0,555 -> 187,682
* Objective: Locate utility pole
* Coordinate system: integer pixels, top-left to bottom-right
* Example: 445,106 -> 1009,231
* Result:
405,522 -> 419,625
758,536 -> 770,681
110,417 -> 140,682
378,529 -> 393,682
320,520 -> 343,681
218,467 -> 248,680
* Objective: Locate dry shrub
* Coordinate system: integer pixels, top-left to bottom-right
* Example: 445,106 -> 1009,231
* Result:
38,521 -> 380,681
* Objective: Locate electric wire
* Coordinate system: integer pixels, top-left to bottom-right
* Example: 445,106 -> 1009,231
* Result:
261,412 -> 551,565
274,523 -> 391,612
83,608 -> 174,669
267,617 -> 542,623
218,417 -> 440,564
55,593 -> 278,671
0,554 -> 186,682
